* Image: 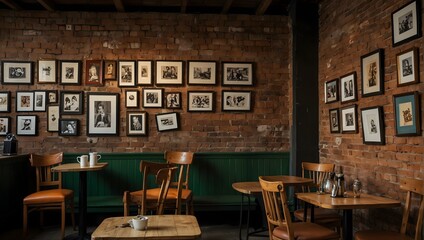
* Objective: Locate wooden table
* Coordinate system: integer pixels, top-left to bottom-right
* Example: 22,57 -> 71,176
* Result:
52,162 -> 108,240
296,192 -> 401,240
91,215 -> 201,239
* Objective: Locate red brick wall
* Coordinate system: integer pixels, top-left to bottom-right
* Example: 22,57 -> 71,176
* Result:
0,11 -> 290,154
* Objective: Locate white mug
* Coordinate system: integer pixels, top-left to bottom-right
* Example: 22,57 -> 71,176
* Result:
129,216 -> 148,231
77,155 -> 88,167
89,152 -> 101,166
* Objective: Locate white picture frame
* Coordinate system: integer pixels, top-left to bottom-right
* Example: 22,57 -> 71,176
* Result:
155,61 -> 184,85
38,59 -> 57,83
137,60 -> 153,85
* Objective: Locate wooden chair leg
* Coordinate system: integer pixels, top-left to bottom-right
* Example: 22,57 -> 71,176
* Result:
23,204 -> 28,237
61,202 -> 65,240
70,200 -> 75,230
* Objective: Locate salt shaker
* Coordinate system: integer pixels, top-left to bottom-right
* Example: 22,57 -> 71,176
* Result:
353,178 -> 362,198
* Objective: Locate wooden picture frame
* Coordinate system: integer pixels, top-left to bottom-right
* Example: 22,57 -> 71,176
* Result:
341,104 -> 358,133
392,0 -> 422,47
361,106 -> 385,145
47,105 -> 59,132
393,91 -> 421,136
142,88 -> 163,108
103,60 -> 117,80
188,91 -> 214,112
85,60 -> 103,86
16,91 -> 34,112
155,112 -> 179,132
396,47 -> 419,86
187,61 -> 217,85
118,60 -> 136,87
37,59 -> 57,83
324,79 -> 339,103
0,91 -> 11,112
340,72 -> 357,103
34,90 -> 47,112
222,62 -> 254,86
155,60 -> 184,85
361,49 -> 384,97
125,90 -> 139,108
87,93 -> 120,136
47,90 -> 58,104
222,91 -> 252,111
127,111 -> 148,136
0,116 -> 11,135
59,119 -> 79,136
60,91 -> 84,115
137,60 -> 153,85
16,115 -> 37,136
59,60 -> 81,85
329,108 -> 340,133
165,92 -> 182,109
1,61 -> 33,84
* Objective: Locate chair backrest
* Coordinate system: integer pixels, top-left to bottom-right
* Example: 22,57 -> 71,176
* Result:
30,152 -> 64,192
301,162 -> 334,192
164,151 -> 194,190
155,166 -> 178,214
399,178 -> 424,240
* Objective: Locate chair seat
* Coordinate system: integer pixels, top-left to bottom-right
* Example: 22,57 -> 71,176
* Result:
354,230 -> 411,240
294,207 -> 341,224
23,189 -> 73,204
166,188 -> 192,200
128,189 -> 164,202
273,222 -> 339,240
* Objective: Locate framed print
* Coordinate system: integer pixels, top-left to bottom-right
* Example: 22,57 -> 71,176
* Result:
155,61 -> 184,85
329,108 -> 340,133
0,91 -> 11,112
222,91 -> 252,111
60,60 -> 81,85
34,91 -> 46,112
47,105 -> 59,132
125,90 -> 139,108
118,60 -> 136,87
361,49 -> 384,97
1,61 -> 33,84
341,105 -> 358,133
188,91 -> 214,112
393,91 -> 421,136
85,60 -> 103,86
392,0 -> 422,47
396,47 -> 419,86
361,106 -> 385,145
127,111 -> 148,136
60,91 -> 83,115
87,93 -> 120,136
59,119 -> 79,136
340,72 -> 357,103
188,61 -> 217,85
142,88 -> 163,108
103,60 -> 116,80
47,90 -> 58,104
137,60 -> 153,85
324,79 -> 339,103
16,91 -> 34,112
155,112 -> 179,132
16,115 -> 37,136
37,60 -> 57,83
165,92 -> 182,109
222,62 -> 254,86
0,117 -> 10,135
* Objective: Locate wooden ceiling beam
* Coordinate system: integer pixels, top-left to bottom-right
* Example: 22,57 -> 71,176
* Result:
221,0 -> 234,14
256,0 -> 272,15
113,0 -> 125,12
0,0 -> 22,10
36,0 -> 55,11
181,0 -> 188,13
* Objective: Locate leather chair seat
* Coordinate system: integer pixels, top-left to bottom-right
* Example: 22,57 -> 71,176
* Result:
354,230 -> 411,240
24,189 -> 73,204
166,188 -> 192,200
129,189 -> 163,202
294,207 -> 341,223
273,222 -> 340,240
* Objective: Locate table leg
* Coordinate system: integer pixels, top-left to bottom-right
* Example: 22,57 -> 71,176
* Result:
343,209 -> 353,240
238,194 -> 244,240
79,171 -> 87,240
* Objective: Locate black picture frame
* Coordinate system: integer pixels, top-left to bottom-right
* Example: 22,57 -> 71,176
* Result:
361,106 -> 385,145
361,49 -> 384,97
59,119 -> 79,136
392,0 -> 422,47
324,79 -> 339,103
59,60 -> 81,85
0,116 -> 11,135
393,91 -> 421,136
222,62 -> 254,86
16,115 -> 38,136
137,60 -> 153,85
47,105 -> 59,132
87,92 -> 120,136
1,61 -> 34,84
103,60 -> 117,80
341,104 -> 358,133
187,91 -> 214,112
34,90 -> 47,112
142,88 -> 163,108
329,108 -> 340,133
155,60 -> 184,85
165,92 -> 182,109
125,90 -> 139,108
60,91 -> 84,115
127,111 -> 148,136
187,61 -> 217,85
396,47 -> 419,87
118,60 -> 136,87
0,91 -> 11,112
222,91 -> 252,112
155,112 -> 179,132
16,91 -> 34,112
340,72 -> 357,104
37,59 -> 57,83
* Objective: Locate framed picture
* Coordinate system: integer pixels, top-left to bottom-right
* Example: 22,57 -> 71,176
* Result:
361,106 -> 385,145
59,119 -> 79,136
87,93 -> 120,136
361,49 -> 384,97
340,72 -> 357,103
85,60 -> 103,86
47,105 -> 59,132
125,90 -> 139,108
142,88 -> 163,108
16,91 -> 34,112
60,60 -> 81,85
165,92 -> 182,109
118,60 -> 136,87
341,105 -> 358,133
329,108 -> 340,133
324,79 -> 339,103
396,47 -> 419,86
16,115 -> 37,136
37,60 -> 57,83
47,90 -> 58,104
1,61 -> 33,84
34,91 -> 46,112
222,91 -> 252,111
127,111 -> 148,136
222,62 -> 254,86
103,60 -> 117,80
137,60 -> 153,85
393,91 -> 421,136
155,112 -> 179,132
0,117 -> 11,135
0,91 -> 11,112
156,60 -> 184,85
188,91 -> 214,112
392,0 -> 422,47
187,61 -> 217,85
60,91 -> 83,115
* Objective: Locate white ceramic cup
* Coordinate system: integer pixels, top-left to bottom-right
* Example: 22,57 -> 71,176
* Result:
89,152 -> 102,166
77,155 -> 88,167
129,216 -> 148,231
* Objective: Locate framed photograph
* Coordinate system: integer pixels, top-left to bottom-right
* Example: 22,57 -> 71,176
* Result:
85,60 -> 103,86
392,0 -> 422,47
324,79 -> 339,103
188,91 -> 214,112
188,61 -> 217,85
142,88 -> 163,108
127,111 -> 148,136
16,115 -> 37,136
87,93 -> 120,136
60,60 -> 81,85
47,90 -> 58,104
125,90 -> 139,108
37,60 -> 57,83
16,91 -> 34,112
47,105 -> 59,132
59,119 -> 79,136
341,105 -> 358,133
60,91 -> 83,115
156,61 -> 184,85
1,61 -> 33,84
222,91 -> 252,111
165,92 -> 182,109
361,49 -> 384,97
393,91 -> 421,136
118,60 -> 136,87
0,91 -> 11,112
340,72 -> 357,103
34,91 -> 46,112
361,106 -> 385,145
222,62 -> 254,86
396,47 -> 419,86
137,60 -> 153,85
103,60 -> 117,80
155,112 -> 179,132
329,108 -> 340,133
0,117 -> 11,135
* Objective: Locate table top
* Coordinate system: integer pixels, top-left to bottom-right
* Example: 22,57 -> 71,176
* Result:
91,215 -> 201,240
51,162 -> 108,172
232,176 -> 313,195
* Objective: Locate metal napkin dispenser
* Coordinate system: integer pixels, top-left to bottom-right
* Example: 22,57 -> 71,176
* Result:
3,133 -> 17,155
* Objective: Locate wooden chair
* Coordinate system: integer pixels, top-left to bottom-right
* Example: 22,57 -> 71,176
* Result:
259,176 -> 339,240
354,178 -> 424,240
23,153 -> 75,239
